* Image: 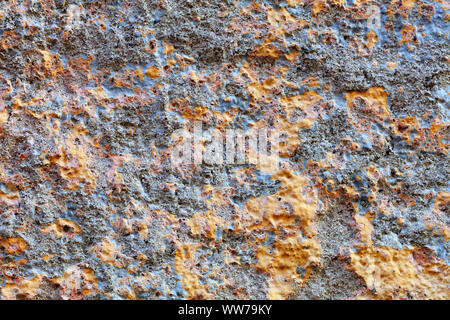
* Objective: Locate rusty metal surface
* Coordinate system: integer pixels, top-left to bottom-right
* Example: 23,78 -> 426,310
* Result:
0,0 -> 448,299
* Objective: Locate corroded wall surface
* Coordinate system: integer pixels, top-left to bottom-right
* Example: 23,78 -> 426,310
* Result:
0,0 -> 448,300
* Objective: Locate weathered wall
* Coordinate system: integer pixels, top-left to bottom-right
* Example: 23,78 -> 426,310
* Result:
0,0 -> 448,300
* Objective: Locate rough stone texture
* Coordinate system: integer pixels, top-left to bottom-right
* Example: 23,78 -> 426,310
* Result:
0,0 -> 448,300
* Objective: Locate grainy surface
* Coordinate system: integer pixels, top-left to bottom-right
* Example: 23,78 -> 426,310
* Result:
0,0 -> 448,300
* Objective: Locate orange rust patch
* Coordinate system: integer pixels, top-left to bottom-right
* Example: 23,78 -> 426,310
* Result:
163,41 -> 174,55
174,242 -> 210,299
257,238 -> 321,299
391,116 -> 420,143
50,265 -> 98,300
0,190 -> 20,207
43,125 -> 97,193
1,31 -> 20,50
349,30 -> 378,56
247,77 -> 283,104
424,192 -> 450,241
186,210 -> 223,240
285,49 -> 300,63
275,90 -> 328,156
388,0 -> 417,19
346,87 -> 389,133
267,7 -> 301,37
242,169 -> 321,299
168,98 -> 238,129
0,275 -> 43,300
251,39 -> 283,59
280,90 -> 324,128
385,61 -> 398,70
350,245 -> 449,299
145,65 -> 161,79
0,237 -> 27,255
366,30 -> 378,51
41,219 -> 82,238
418,3 -> 435,20
25,50 -> 63,80
92,239 -> 127,268
302,77 -> 320,88
400,24 -> 417,44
